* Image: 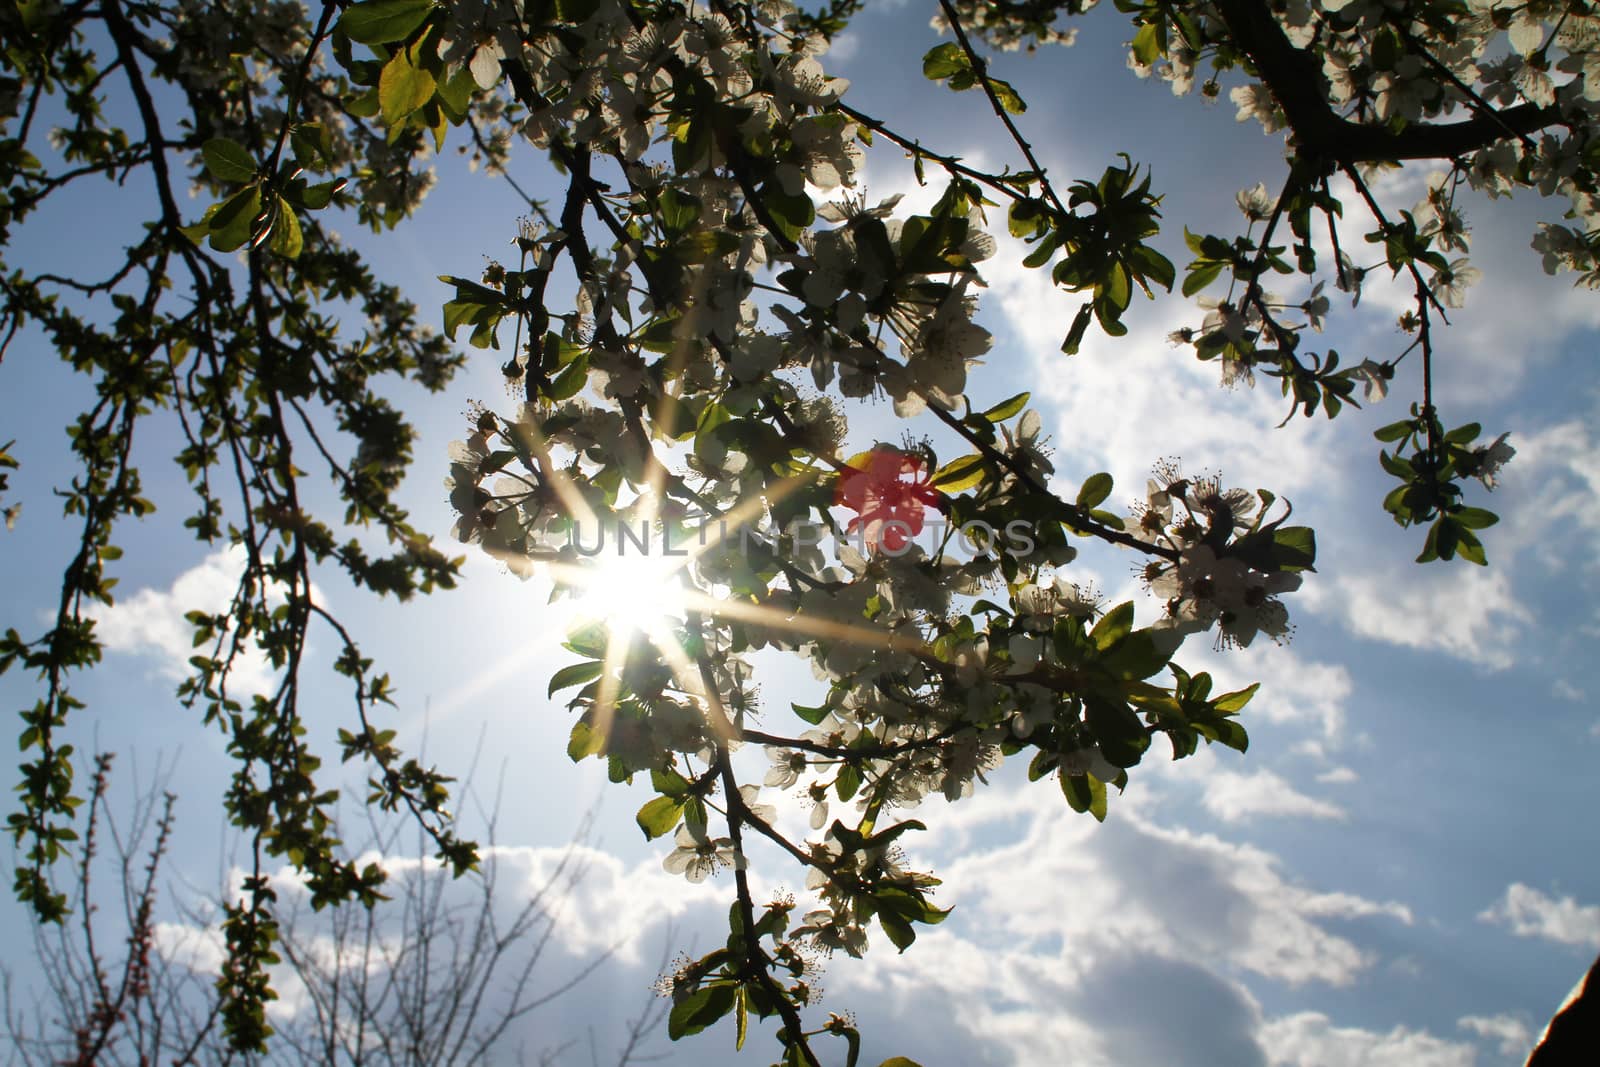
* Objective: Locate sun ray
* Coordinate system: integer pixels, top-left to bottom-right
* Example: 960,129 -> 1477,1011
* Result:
486,427 -> 944,754
676,588 -> 928,655
589,624 -> 628,756
507,414 -> 599,531
645,614 -> 739,744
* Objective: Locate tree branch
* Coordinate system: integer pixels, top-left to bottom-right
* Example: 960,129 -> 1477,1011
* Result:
1214,0 -> 1566,164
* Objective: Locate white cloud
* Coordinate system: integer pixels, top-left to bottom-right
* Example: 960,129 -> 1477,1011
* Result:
804,782 -> 1431,1066
1498,415 -> 1600,573
1281,406 -> 1598,669
1262,1012 -> 1477,1067
1316,766 -> 1358,785
1184,644 -> 1354,741
1203,769 -> 1346,823
153,916 -> 318,1023
153,919 -> 226,975
826,29 -> 863,64
153,836 -> 726,1034
915,785 -> 1409,990
356,840 -> 720,965
1479,883 -> 1600,949
491,844 -> 721,962
1303,565 -> 1531,670
849,939 -> 1271,1067
1458,1013 -> 1534,1060
992,263 -> 1340,502
1552,679 -> 1585,703
86,545 -> 291,695
148,775 -> 1433,1066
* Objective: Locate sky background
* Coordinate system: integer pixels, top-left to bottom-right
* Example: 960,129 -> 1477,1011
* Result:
3,4 -> 1599,1065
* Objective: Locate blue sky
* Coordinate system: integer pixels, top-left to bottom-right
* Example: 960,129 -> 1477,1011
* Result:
3,4 -> 1599,1065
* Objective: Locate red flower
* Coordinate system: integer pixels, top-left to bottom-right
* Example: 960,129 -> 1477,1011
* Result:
834,449 -> 943,552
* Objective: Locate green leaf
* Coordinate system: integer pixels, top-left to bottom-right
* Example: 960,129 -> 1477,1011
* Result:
1062,303 -> 1094,355
980,391 -> 1030,422
269,200 -> 303,259
1060,771 -> 1108,821
1129,244 -> 1176,292
296,178 -> 343,210
668,982 -> 737,1040
1131,21 -> 1163,65
1454,506 -> 1499,530
1098,631 -> 1166,681
430,66 -> 475,121
1090,601 -> 1134,650
659,188 -> 701,235
1204,719 -> 1250,753
179,209 -> 218,247
379,48 -> 436,126
441,300 -> 502,347
1416,518 -> 1441,563
651,394 -> 697,439
545,349 -> 589,401
567,721 -> 603,761
835,762 -> 860,802
1378,449 -> 1414,478
930,454 -> 986,492
340,0 -> 433,45
564,621 -> 609,658
1373,419 -> 1414,443
677,229 -> 741,263
988,76 -> 1027,114
921,42 -> 970,81
548,660 -> 603,698
637,314 -> 683,354
1076,472 -> 1113,510
791,702 -> 831,725
1182,261 -> 1224,297
1435,517 -> 1462,561
202,138 -> 256,184
635,795 -> 683,840
1102,260 -> 1131,311
1008,199 -> 1048,240
651,764 -> 691,798
763,187 -> 814,242
864,819 -> 929,851
1212,683 -> 1258,714
1085,696 -> 1149,768
207,185 -> 262,252
878,909 -> 916,951
1269,526 -> 1317,571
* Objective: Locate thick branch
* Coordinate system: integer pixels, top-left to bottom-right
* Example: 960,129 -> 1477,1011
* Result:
1214,0 -> 1566,164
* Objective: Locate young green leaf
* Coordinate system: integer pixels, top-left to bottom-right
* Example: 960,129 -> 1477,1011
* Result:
340,0 -> 434,45
1077,472 -> 1113,510
635,795 -> 683,840
201,138 -> 256,184
379,48 -> 436,126
547,660 -> 603,698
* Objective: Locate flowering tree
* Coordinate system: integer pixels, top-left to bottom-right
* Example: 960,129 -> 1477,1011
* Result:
1,0 -> 1593,1062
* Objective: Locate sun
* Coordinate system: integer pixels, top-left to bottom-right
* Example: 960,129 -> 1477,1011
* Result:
555,549 -> 692,639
